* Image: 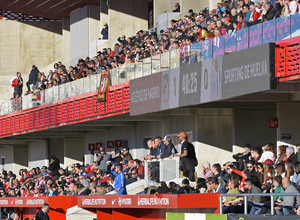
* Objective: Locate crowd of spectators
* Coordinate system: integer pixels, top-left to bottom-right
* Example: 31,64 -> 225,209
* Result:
11,0 -> 299,104
1,131 -> 300,216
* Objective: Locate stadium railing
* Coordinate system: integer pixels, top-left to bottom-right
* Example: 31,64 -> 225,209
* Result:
220,193 -> 300,215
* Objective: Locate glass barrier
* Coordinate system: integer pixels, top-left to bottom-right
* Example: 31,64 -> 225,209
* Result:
213,35 -> 225,57
126,63 -> 135,80
135,61 -> 143,79
249,23 -> 263,48
144,158 -> 180,188
263,19 -> 276,44
237,27 -> 249,51
201,38 -> 213,60
190,42 -> 201,63
180,45 -> 191,65
277,15 -> 291,41
224,32 -> 237,54
291,13 -> 300,37
151,54 -> 161,74
170,48 -> 180,68
119,66 -> 127,83
143,57 -> 152,76
161,51 -> 170,71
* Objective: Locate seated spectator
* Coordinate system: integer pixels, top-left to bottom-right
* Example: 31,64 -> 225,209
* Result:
285,146 -> 298,163
177,178 -> 195,194
259,143 -> 276,164
233,143 -> 252,170
262,2 -> 275,21
237,13 -> 247,30
200,162 -> 214,180
122,146 -> 133,161
156,181 -> 170,194
276,145 -> 287,165
275,177 -> 300,215
206,177 -> 227,194
195,178 -> 207,193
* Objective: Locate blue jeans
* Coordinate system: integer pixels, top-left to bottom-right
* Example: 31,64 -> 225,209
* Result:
249,203 -> 264,214
276,206 -> 294,215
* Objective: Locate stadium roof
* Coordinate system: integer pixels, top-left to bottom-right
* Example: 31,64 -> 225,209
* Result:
0,0 -> 100,19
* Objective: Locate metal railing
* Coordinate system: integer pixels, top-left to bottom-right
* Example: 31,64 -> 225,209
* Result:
220,193 -> 300,215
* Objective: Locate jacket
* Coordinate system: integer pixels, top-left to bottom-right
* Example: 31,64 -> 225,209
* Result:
281,184 -> 300,206
35,210 -> 49,220
29,68 -> 39,84
111,169 -> 127,195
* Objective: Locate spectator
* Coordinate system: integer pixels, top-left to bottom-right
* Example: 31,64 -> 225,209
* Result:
224,17 -> 234,33
171,131 -> 198,181
275,145 -> 287,165
111,164 -> 127,195
177,178 -> 195,194
200,162 -> 214,180
26,65 -> 39,93
161,136 -> 177,159
259,143 -> 276,164
101,23 -> 109,40
195,178 -> 207,193
95,148 -> 112,173
292,162 -> 300,186
275,177 -> 300,215
207,177 -> 227,194
49,155 -> 60,179
262,2 -> 275,21
13,72 -> 23,97
237,13 -> 247,30
233,143 -> 252,170
122,146 -> 133,161
173,3 -> 180,12
285,146 -> 298,163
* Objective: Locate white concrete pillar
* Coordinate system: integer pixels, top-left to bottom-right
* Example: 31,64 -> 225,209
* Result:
28,140 -> 48,168
277,102 -> 300,148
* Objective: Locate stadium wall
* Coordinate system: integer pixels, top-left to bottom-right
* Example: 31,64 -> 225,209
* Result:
0,20 -> 62,104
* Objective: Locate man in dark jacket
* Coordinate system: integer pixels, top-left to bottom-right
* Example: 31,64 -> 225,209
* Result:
262,2 -> 275,21
101,23 -> 108,39
26,65 -> 39,92
35,203 -> 50,220
161,136 -> 177,159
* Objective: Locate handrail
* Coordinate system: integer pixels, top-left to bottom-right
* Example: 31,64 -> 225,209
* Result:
220,193 -> 300,215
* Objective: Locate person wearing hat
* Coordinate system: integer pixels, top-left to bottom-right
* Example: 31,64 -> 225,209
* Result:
26,65 -> 39,93
171,132 -> 198,181
224,17 -> 234,34
161,136 -> 177,159
101,23 -> 108,39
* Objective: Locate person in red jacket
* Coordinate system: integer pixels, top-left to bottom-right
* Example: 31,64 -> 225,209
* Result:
248,4 -> 261,25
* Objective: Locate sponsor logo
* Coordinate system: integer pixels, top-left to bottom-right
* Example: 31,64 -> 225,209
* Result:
0,200 -> 8,205
118,197 -> 131,206
26,199 -> 44,206
82,198 -> 106,206
15,199 -> 23,205
111,198 -> 117,205
137,197 -> 170,206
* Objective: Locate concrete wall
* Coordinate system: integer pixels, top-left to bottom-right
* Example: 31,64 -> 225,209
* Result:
0,21 -> 62,103
0,146 -> 14,172
62,17 -> 71,67
28,140 -> 48,168
13,145 -> 29,176
64,138 -> 85,166
233,109 -> 277,154
277,102 -> 300,148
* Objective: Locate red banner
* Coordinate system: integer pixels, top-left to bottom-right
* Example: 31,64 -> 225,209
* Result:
0,197 -> 47,207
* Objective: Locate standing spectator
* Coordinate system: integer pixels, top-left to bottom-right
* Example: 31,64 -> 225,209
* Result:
35,203 -> 50,220
14,72 -> 23,97
95,148 -> 112,173
173,3 -> 181,12
101,23 -> 109,40
171,132 -> 198,181
111,164 -> 127,195
49,155 -> 60,179
161,136 -> 177,159
233,143 -> 252,170
26,65 -> 39,93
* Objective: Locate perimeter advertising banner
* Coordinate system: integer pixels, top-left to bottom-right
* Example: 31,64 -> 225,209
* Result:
130,44 -> 275,116
221,43 -> 275,99
130,72 -> 162,116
